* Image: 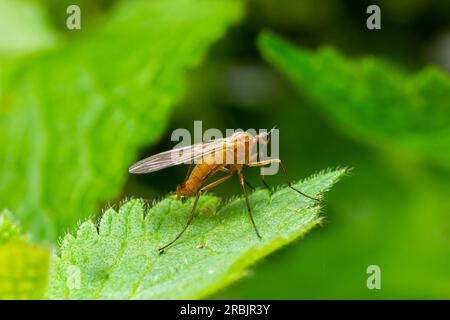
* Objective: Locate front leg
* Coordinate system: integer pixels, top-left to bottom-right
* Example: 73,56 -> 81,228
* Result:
247,159 -> 319,201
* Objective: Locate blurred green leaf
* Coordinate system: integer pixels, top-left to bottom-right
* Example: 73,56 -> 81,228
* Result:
0,209 -> 23,243
0,0 -> 57,57
46,169 -> 345,299
258,32 -> 450,169
0,0 -> 243,242
0,210 -> 50,299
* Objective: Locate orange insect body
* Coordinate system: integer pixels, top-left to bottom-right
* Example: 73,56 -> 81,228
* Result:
176,132 -> 255,197
176,162 -> 221,197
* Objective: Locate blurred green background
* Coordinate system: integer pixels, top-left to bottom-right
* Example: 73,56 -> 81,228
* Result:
1,0 -> 450,299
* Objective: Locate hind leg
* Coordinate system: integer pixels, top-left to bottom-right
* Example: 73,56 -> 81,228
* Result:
158,172 -> 234,253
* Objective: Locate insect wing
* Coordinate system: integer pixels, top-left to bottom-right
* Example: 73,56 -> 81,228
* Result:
128,138 -> 230,174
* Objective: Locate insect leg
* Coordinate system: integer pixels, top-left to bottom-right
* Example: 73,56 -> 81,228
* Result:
250,151 -> 269,189
255,152 -> 270,189
183,163 -> 193,183
247,159 -> 319,201
220,165 -> 254,190
158,173 -> 234,253
237,171 -> 262,239
244,179 -> 255,191
218,166 -> 230,173
260,174 -> 270,190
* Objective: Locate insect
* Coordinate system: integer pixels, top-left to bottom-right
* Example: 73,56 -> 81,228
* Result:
129,129 -> 319,252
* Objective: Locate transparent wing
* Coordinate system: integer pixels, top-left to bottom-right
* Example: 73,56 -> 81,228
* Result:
128,138 -> 231,174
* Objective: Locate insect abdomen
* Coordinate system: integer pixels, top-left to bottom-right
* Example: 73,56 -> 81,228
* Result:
184,163 -> 215,193
177,151 -> 226,197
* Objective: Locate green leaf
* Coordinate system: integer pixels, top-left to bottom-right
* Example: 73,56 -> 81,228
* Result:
0,0 -> 243,242
258,32 -> 450,168
46,168 -> 345,299
0,0 -> 57,57
0,209 -> 23,243
0,210 -> 50,299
